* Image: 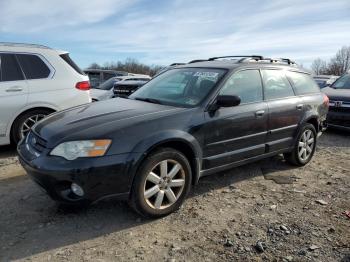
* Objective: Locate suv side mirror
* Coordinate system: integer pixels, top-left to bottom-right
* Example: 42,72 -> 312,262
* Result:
216,95 -> 241,108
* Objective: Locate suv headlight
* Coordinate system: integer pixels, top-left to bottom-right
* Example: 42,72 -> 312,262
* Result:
50,140 -> 111,160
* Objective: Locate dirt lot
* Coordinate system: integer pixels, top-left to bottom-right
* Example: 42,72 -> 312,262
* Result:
0,131 -> 349,262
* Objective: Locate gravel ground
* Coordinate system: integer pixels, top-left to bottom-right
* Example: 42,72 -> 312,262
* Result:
0,130 -> 349,262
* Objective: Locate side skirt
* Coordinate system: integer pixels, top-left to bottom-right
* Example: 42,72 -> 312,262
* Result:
199,148 -> 293,178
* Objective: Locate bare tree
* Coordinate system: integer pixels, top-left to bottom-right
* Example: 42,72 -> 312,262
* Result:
87,58 -> 163,76
311,58 -> 327,75
334,46 -> 350,74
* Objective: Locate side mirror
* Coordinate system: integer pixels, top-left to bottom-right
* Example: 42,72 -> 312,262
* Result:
216,95 -> 241,108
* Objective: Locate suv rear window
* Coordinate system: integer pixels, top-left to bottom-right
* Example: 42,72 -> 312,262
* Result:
16,54 -> 51,79
287,71 -> 320,94
0,53 -> 24,82
59,53 -> 85,75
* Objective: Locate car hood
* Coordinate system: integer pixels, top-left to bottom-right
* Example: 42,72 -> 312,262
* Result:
34,98 -> 186,148
322,87 -> 350,101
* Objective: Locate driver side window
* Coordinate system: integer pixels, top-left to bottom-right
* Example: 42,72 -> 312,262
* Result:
219,70 -> 263,104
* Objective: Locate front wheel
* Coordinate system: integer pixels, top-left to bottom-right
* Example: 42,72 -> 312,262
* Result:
284,123 -> 317,166
130,148 -> 192,218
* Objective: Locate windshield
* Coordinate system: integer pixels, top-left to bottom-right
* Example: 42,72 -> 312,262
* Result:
332,74 -> 350,89
129,68 -> 226,107
95,78 -> 121,90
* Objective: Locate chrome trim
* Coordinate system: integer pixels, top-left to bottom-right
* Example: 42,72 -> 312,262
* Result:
207,131 -> 267,147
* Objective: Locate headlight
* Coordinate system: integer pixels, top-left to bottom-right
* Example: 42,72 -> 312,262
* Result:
50,140 -> 111,160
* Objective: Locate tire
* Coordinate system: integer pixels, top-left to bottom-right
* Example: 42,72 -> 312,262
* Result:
284,123 -> 317,166
11,109 -> 53,145
130,148 -> 192,218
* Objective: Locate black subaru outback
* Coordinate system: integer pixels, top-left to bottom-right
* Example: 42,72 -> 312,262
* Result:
18,55 -> 329,217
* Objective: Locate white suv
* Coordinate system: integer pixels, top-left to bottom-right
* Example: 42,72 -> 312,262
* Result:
0,43 -> 91,145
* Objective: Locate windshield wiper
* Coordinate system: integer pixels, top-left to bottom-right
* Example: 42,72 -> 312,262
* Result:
133,97 -> 163,105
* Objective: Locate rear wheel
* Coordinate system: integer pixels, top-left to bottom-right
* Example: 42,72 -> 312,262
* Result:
130,148 -> 192,217
284,123 -> 317,166
11,109 -> 53,144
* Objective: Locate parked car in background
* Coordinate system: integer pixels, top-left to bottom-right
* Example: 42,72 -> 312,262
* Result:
113,80 -> 148,97
84,69 -> 128,88
0,42 -> 91,145
91,75 -> 151,101
313,75 -> 339,88
18,55 -> 328,217
322,72 -> 350,130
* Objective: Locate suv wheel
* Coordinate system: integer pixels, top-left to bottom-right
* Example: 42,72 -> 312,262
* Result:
284,123 -> 317,166
11,109 -> 52,144
130,148 -> 192,217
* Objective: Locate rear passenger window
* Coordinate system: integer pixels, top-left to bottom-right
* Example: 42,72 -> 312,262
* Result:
287,71 -> 320,95
261,70 -> 295,100
16,54 -> 51,79
0,54 -> 24,82
220,70 -> 263,103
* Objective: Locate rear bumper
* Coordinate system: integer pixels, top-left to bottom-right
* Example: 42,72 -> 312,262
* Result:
18,143 -> 140,204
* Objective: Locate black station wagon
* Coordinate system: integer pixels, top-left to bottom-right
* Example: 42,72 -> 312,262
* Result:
18,55 -> 329,217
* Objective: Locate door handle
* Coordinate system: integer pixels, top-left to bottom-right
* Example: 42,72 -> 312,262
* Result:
255,110 -> 265,117
296,104 -> 303,110
6,86 -> 23,92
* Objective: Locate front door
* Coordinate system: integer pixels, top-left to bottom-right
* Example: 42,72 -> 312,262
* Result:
0,53 -> 28,142
203,69 -> 268,171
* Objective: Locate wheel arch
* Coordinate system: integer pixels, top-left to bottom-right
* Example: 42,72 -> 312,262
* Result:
129,131 -> 202,191
9,106 -> 56,142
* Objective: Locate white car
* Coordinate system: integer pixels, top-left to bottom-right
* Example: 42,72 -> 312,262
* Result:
90,75 -> 151,101
0,42 -> 91,145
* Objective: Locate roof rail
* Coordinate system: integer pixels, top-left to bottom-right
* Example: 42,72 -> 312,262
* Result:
208,55 -> 264,61
188,59 -> 208,64
169,63 -> 186,66
0,42 -> 52,49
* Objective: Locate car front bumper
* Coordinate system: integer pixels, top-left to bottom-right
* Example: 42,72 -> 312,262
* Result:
327,108 -> 350,130
17,142 -> 140,204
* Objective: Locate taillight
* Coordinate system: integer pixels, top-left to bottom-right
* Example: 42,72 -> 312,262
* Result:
323,94 -> 329,107
75,81 -> 90,91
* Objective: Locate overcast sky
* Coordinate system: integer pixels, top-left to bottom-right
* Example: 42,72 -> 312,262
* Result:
1,0 -> 349,68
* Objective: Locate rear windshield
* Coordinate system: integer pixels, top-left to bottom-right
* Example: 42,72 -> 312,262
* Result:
59,53 -> 85,75
95,78 -> 118,90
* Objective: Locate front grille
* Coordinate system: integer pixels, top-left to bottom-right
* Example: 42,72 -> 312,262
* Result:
27,132 -> 47,153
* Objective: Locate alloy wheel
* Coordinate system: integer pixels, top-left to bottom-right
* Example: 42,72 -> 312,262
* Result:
298,129 -> 315,161
20,114 -> 46,139
143,159 -> 186,210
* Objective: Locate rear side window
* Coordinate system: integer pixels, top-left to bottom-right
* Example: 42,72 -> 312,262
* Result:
287,71 -> 320,94
59,53 -> 85,75
103,72 -> 116,81
0,54 -> 24,82
220,70 -> 263,104
261,70 -> 295,100
16,54 -> 51,79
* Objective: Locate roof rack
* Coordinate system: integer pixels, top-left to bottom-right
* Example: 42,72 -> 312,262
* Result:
0,42 -> 52,49
208,55 -> 264,61
188,59 -> 208,64
169,63 -> 186,66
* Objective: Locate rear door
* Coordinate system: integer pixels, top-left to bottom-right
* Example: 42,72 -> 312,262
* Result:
0,53 -> 28,138
261,69 -> 303,152
203,69 -> 268,171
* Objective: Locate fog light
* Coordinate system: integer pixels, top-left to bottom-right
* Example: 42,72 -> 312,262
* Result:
71,183 -> 84,197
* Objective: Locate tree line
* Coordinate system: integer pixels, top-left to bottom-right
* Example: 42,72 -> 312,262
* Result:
87,58 -> 163,76
311,46 -> 350,76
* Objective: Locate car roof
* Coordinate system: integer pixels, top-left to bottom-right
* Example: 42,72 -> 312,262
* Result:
0,42 -> 67,55
114,80 -> 148,85
84,69 -> 128,74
